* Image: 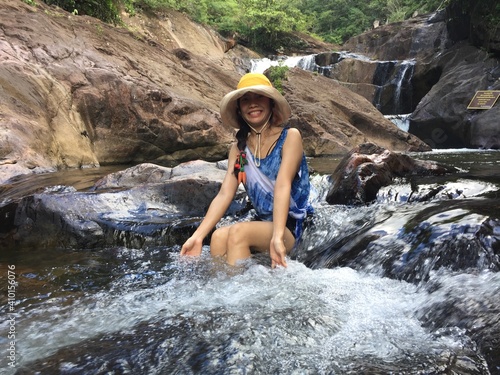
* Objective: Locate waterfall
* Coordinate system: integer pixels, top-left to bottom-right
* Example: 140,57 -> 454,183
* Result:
392,60 -> 415,114
372,61 -> 397,112
250,52 -> 370,74
295,54 -> 318,71
372,59 -> 415,114
250,55 -> 318,73
251,53 -> 416,115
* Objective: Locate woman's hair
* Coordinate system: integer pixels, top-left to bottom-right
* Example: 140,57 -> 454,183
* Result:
235,117 -> 251,152
233,116 -> 250,179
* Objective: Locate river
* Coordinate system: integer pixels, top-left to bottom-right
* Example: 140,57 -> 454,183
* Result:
0,149 -> 499,374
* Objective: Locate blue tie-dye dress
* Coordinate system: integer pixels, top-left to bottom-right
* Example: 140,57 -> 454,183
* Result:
244,127 -> 314,239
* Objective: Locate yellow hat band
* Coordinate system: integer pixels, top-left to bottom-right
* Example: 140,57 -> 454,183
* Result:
236,73 -> 272,89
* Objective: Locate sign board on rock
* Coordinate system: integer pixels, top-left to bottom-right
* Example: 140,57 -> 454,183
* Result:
467,90 -> 500,110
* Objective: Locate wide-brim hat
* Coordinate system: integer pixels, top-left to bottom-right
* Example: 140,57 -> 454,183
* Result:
220,73 -> 291,129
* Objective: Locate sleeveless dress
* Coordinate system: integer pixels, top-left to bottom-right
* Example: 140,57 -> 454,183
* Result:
244,127 -> 314,240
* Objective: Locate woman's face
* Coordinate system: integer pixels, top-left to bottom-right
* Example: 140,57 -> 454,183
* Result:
238,92 -> 273,128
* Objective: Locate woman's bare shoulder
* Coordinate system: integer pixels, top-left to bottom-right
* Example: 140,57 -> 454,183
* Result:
285,127 -> 303,143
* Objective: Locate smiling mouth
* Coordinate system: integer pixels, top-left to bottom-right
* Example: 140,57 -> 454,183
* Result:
248,109 -> 262,117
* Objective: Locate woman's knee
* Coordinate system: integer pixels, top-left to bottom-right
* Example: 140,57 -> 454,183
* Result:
226,223 -> 250,248
225,223 -> 253,265
210,227 -> 228,256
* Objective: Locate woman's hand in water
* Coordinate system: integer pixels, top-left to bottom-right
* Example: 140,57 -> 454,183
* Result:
270,238 -> 288,268
180,236 -> 203,257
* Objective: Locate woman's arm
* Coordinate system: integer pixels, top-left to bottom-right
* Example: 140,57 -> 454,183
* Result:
180,143 -> 240,256
270,128 -> 303,267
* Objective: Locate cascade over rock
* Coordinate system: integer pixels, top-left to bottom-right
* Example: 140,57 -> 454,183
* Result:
340,11 -> 500,149
301,13 -> 451,115
0,0 -> 429,184
291,10 -> 499,148
312,55 -> 417,115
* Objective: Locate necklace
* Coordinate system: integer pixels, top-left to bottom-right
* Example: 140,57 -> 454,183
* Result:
246,115 -> 271,167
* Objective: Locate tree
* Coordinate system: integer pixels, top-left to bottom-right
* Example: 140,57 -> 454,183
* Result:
235,0 -> 308,50
43,0 -> 121,23
35,0 -> 500,54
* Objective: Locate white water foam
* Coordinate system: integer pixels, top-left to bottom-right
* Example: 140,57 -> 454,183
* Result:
7,253 -> 469,372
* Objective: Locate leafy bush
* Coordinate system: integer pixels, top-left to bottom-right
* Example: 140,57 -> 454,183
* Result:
35,0 -> 500,53
43,0 -> 121,24
267,64 -> 289,94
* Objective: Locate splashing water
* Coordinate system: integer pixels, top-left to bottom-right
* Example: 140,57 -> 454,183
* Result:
2,251 -> 484,374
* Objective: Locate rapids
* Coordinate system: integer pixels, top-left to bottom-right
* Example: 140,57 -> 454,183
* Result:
1,150 -> 499,374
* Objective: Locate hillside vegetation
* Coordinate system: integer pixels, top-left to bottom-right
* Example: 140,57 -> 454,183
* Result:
29,0 -> 500,53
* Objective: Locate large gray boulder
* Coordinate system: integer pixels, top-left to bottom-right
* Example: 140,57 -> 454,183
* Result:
2,161 -> 246,251
409,44 -> 500,149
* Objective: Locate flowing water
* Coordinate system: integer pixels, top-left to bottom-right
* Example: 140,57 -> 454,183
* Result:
251,52 -> 417,115
1,150 -> 499,374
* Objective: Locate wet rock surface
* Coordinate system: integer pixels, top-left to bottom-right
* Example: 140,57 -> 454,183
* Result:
325,143 -> 457,205
1,162 -> 245,251
1,152 -> 500,374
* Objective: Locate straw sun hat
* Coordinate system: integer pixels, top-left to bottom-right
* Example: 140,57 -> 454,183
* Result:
220,73 -> 291,129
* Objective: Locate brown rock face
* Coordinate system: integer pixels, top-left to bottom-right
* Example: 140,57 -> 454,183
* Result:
285,69 -> 429,156
0,0 -> 429,184
0,0 -> 238,183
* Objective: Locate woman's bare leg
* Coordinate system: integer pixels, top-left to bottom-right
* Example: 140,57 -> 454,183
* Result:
210,221 -> 295,266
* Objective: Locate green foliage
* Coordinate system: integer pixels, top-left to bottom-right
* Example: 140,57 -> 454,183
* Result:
267,64 -> 289,94
297,0 -> 449,44
386,0 -> 407,22
43,0 -> 121,24
484,2 -> 500,30
228,0 -> 309,51
444,0 -> 500,54
38,0 -> 500,53
123,0 -> 135,16
205,0 -> 240,35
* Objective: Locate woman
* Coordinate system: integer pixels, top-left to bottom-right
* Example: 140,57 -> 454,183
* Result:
180,72 -> 313,268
